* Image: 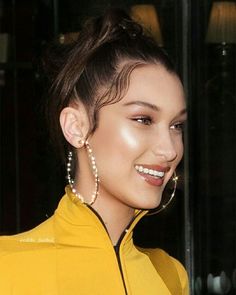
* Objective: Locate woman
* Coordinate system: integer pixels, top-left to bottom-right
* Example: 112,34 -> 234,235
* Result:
0,8 -> 188,295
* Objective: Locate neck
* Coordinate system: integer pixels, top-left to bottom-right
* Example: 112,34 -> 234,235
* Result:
92,196 -> 135,246
74,156 -> 135,245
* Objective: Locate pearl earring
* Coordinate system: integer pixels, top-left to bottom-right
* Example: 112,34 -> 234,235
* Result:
67,140 -> 99,205
78,139 -> 85,148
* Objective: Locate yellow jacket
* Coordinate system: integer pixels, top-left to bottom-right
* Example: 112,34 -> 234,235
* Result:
0,187 -> 189,294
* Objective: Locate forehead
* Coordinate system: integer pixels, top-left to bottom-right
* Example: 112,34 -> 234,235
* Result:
120,64 -> 185,110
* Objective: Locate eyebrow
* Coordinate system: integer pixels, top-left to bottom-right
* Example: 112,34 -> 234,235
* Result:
123,100 -> 160,112
175,108 -> 187,117
123,100 -> 187,117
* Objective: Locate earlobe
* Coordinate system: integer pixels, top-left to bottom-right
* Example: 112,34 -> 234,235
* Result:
59,106 -> 89,148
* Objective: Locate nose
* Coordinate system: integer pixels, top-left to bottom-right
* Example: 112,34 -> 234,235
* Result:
151,130 -> 178,162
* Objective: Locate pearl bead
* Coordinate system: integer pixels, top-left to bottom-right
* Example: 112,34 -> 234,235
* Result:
66,142 -> 99,205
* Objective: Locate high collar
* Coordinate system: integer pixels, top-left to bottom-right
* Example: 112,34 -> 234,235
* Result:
54,186 -> 148,251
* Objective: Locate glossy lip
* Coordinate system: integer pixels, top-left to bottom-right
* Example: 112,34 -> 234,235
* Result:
135,164 -> 170,187
135,164 -> 170,173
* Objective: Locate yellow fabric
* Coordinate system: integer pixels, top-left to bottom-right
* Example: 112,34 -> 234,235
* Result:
0,187 -> 189,294
140,248 -> 189,295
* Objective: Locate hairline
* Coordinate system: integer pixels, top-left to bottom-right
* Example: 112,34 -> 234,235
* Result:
87,58 -> 177,137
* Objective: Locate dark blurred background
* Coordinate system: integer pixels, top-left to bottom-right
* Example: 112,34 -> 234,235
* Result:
0,1 -> 235,294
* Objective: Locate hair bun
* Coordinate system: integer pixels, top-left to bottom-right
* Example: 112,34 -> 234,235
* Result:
96,8 -> 143,43
118,18 -> 143,39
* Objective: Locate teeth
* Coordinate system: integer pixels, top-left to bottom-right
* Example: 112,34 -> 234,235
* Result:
135,165 -> 165,178
139,166 -> 143,172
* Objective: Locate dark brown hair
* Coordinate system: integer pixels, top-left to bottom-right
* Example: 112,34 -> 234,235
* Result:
44,8 -> 176,165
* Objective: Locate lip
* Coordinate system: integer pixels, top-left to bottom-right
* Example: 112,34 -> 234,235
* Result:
135,164 -> 170,187
135,164 -> 170,173
138,173 -> 164,186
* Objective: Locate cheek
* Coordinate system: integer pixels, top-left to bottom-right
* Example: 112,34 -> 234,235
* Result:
175,137 -> 184,164
119,125 -> 142,150
91,121 -> 145,166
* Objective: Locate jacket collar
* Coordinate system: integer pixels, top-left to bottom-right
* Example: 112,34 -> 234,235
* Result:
54,186 -> 148,251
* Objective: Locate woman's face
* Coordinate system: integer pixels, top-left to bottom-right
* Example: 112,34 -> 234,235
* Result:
86,64 -> 186,210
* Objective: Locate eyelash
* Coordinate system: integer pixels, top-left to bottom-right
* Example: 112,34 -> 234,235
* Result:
132,116 -> 153,126
132,116 -> 186,132
170,122 -> 185,132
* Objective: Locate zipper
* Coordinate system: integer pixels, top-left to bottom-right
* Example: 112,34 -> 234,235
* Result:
114,232 -> 129,295
88,205 -> 129,294
87,205 -> 144,295
113,211 -> 143,295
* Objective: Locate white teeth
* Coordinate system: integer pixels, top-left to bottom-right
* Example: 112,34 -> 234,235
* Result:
135,165 -> 165,178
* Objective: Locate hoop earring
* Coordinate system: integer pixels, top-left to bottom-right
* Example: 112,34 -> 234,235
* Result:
84,140 -> 100,205
147,172 -> 178,216
67,140 -> 99,205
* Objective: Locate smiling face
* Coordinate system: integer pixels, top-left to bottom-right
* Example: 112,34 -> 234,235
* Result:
78,64 -> 186,211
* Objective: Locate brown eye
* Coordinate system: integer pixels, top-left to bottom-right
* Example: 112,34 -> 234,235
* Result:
133,117 -> 152,126
170,122 -> 185,132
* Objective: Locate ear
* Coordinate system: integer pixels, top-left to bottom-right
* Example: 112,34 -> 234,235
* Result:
59,103 -> 90,148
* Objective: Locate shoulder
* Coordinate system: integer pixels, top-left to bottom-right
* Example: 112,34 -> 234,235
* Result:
0,216 -> 55,259
144,248 -> 188,278
139,247 -> 189,295
169,254 -> 189,291
0,216 -> 56,294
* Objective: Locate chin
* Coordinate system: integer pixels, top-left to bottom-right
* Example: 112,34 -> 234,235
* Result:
131,195 -> 162,210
